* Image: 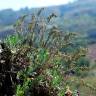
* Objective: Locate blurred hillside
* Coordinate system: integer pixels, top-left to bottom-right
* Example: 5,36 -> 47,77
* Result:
0,0 -> 96,41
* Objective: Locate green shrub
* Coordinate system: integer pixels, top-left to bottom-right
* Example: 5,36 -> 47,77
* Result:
1,8 -> 94,96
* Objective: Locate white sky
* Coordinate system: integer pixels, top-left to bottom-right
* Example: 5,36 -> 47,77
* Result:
0,0 -> 75,10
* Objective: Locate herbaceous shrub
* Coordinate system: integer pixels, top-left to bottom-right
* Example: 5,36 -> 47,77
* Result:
1,8 -> 95,96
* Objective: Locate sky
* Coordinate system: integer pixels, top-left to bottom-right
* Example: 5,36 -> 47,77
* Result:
0,0 -> 75,10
